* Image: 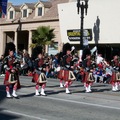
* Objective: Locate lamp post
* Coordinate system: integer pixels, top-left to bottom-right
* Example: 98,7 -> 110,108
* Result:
77,0 -> 88,61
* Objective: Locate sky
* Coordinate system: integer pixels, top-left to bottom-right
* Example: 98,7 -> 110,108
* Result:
8,0 -> 47,5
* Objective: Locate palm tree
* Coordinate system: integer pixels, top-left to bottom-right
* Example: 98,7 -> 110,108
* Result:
31,26 -> 55,54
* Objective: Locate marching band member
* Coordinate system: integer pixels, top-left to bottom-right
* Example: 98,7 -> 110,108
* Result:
3,42 -> 20,98
32,46 -> 47,96
82,48 -> 95,93
57,52 -> 64,88
110,54 -> 120,91
58,43 -> 76,94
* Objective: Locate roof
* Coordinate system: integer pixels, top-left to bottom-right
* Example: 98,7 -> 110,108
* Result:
25,0 -> 69,22
0,0 -> 69,24
37,1 -> 52,8
24,3 -> 36,9
13,5 -> 21,11
42,0 -> 69,19
7,2 -> 12,8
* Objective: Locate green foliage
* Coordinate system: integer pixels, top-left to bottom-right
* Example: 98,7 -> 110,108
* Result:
31,26 -> 55,48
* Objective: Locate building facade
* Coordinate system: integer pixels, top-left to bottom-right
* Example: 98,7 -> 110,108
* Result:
0,0 -> 69,56
0,0 -> 120,57
58,0 -> 120,57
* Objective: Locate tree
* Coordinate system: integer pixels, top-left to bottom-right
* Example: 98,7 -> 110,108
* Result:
30,26 -> 55,53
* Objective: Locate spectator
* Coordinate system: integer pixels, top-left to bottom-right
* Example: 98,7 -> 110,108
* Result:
0,55 -> 5,76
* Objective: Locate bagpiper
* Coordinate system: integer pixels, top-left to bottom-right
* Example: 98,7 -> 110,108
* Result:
32,46 -> 47,96
82,48 -> 95,93
58,43 -> 76,94
3,42 -> 21,98
110,51 -> 120,92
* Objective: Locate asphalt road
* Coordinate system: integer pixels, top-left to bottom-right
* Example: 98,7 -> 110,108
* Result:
0,76 -> 120,120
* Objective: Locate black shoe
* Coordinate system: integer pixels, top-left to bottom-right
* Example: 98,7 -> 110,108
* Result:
40,93 -> 47,96
6,96 -> 13,99
66,92 -> 72,94
12,95 -> 20,99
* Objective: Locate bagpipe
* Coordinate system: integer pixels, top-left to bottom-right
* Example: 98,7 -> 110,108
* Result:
3,54 -> 21,70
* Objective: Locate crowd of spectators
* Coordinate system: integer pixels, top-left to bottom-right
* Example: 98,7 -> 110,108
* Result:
0,49 -> 115,84
0,50 -> 60,78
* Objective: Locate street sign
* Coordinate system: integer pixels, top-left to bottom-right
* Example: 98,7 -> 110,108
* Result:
67,29 -> 92,41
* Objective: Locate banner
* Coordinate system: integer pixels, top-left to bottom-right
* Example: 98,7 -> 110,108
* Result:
0,0 -> 8,18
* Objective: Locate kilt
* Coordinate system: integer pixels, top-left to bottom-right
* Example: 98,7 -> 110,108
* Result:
4,71 -> 21,89
83,72 -> 89,83
57,70 -> 64,80
58,69 -> 75,81
110,72 -> 120,83
32,72 -> 47,84
63,70 -> 71,81
32,73 -> 39,83
83,72 -> 94,83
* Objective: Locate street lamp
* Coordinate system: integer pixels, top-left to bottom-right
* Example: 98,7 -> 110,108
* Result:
77,0 -> 89,61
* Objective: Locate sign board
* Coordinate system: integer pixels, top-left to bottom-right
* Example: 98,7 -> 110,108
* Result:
67,29 -> 92,41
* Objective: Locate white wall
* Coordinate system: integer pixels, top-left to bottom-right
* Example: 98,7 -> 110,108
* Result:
58,0 -> 120,44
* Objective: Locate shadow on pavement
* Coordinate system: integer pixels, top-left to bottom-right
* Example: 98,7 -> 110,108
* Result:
19,93 -> 35,98
47,85 -> 60,88
0,85 -> 6,104
0,108 -> 20,120
71,84 -> 83,88
92,88 -> 111,92
93,84 -> 109,87
46,90 -> 65,95
21,85 -> 35,88
0,85 -> 21,120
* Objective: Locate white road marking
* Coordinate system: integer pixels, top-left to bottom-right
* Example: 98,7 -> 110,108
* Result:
2,89 -> 120,111
36,96 -> 120,110
2,110 -> 48,120
1,84 -> 120,111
